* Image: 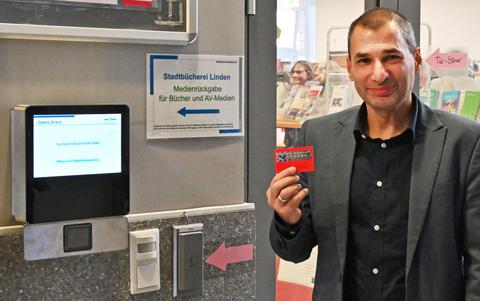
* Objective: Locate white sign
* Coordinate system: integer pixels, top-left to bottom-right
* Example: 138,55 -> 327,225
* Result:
146,54 -> 244,139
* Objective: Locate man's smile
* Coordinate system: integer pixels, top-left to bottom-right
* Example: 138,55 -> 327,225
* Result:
369,85 -> 395,96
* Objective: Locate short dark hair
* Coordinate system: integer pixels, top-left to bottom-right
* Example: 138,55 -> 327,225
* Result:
347,8 -> 416,58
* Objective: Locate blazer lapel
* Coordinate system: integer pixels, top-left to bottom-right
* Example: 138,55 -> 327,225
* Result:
333,113 -> 357,275
405,102 -> 446,277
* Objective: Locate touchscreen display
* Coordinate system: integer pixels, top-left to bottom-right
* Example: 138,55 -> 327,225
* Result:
33,113 -> 122,178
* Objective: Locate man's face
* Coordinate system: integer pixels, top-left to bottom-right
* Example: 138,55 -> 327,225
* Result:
346,21 -> 421,113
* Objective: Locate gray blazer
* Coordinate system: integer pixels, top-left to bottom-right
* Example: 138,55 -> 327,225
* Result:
270,98 -> 480,301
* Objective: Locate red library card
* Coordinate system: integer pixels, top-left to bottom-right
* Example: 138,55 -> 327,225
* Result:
274,146 -> 315,173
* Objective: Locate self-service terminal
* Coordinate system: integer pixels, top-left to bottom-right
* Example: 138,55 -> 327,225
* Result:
11,104 -> 130,260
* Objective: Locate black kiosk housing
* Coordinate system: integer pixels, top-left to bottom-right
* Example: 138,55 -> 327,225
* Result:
11,104 -> 130,260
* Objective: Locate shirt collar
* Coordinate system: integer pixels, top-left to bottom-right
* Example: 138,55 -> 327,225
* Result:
353,93 -> 419,142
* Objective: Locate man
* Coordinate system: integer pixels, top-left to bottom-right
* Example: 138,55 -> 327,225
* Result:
267,8 -> 480,301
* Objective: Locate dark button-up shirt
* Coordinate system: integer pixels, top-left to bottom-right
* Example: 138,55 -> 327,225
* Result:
344,101 -> 418,301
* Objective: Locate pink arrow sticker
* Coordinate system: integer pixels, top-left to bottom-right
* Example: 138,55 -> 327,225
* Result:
205,242 -> 254,271
426,48 -> 468,74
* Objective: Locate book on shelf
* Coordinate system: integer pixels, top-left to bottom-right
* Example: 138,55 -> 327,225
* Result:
419,88 -> 439,109
441,90 -> 461,113
460,91 -> 480,120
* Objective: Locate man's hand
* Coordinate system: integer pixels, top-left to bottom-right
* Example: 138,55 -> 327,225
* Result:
266,166 -> 309,225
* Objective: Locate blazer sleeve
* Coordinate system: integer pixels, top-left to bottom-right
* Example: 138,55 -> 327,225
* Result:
269,120 -> 317,263
464,136 -> 480,300
269,195 -> 317,263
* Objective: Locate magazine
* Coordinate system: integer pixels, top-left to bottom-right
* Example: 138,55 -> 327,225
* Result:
441,90 -> 460,113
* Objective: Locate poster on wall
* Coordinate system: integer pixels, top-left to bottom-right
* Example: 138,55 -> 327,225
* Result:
0,0 -> 196,44
146,54 -> 244,139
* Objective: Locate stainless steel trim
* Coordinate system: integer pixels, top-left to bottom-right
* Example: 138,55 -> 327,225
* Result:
0,225 -> 24,236
127,203 -> 254,222
24,216 -> 128,260
11,106 -> 28,222
186,0 -> 198,44
0,23 -> 192,45
247,0 -> 256,15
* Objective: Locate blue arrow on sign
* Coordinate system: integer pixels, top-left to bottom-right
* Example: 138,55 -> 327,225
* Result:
178,107 -> 220,117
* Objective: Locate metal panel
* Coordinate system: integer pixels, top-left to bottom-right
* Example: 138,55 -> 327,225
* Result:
23,216 -> 128,260
247,0 -> 276,299
172,223 -> 203,297
398,0 -> 420,94
363,0 -> 420,53
366,0 -> 399,10
247,0 -> 256,15
365,0 -> 378,10
10,107 -> 27,222
380,0 -> 398,10
398,0 -> 421,47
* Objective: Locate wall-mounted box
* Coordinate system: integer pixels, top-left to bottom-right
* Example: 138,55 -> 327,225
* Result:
11,104 -> 130,260
173,223 -> 203,297
130,229 -> 161,294
11,104 -> 130,224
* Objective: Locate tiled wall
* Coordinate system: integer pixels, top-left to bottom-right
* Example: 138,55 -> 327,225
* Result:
0,210 -> 255,300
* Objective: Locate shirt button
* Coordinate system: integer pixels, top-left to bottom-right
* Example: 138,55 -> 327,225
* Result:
361,134 -> 367,139
372,268 -> 379,275
380,142 -> 387,148
376,180 -> 383,187
373,225 -> 380,231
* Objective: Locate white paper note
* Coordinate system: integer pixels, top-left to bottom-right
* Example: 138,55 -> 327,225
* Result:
277,246 -> 317,288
